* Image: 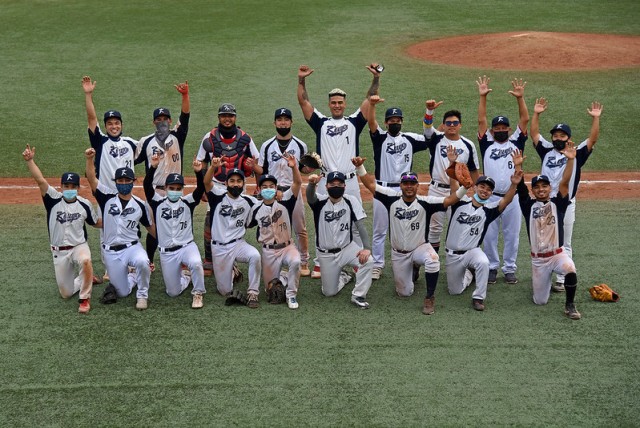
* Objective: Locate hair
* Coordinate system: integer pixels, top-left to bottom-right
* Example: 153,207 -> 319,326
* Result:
328,88 -> 347,99
442,110 -> 462,123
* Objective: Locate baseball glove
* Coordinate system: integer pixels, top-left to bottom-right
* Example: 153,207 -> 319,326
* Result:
100,283 -> 118,305
589,283 -> 620,302
266,278 -> 286,304
299,152 -> 323,171
224,289 -> 248,306
446,162 -> 474,188
232,264 -> 244,285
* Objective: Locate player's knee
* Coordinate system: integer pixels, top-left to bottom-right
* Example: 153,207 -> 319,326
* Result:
58,287 -> 74,299
424,260 -> 440,273
396,288 -> 413,297
532,295 -> 549,305
565,272 -> 577,286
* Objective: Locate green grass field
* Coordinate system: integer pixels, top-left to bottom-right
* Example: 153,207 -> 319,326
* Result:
1,0 -> 639,426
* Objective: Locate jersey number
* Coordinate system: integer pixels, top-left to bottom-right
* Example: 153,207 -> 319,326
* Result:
172,153 -> 180,163
469,227 -> 479,236
410,222 -> 420,231
340,223 -> 349,231
235,219 -> 245,227
126,220 -> 137,230
179,221 -> 188,230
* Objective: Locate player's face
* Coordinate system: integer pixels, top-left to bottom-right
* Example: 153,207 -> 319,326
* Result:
153,115 -> 172,126
443,115 -> 461,138
218,114 -> 236,128
260,182 -> 276,190
227,176 -> 244,187
328,96 -> 346,119
62,183 -> 78,190
105,118 -> 122,137
475,183 -> 493,199
167,184 -> 183,192
274,116 -> 292,128
532,182 -> 551,200
400,181 -> 418,199
115,178 -> 134,185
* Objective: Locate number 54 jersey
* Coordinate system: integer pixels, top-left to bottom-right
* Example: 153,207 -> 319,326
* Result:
445,200 -> 501,251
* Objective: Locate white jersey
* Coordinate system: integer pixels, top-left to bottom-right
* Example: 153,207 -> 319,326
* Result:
206,187 -> 258,243
42,186 -> 98,247
258,136 -> 307,187
424,130 -> 480,185
374,185 -> 446,251
88,126 -> 137,191
536,137 -> 591,199
309,193 -> 366,250
370,127 -> 428,183
95,183 -> 152,247
445,200 -> 501,251
479,127 -> 527,194
248,190 -> 297,245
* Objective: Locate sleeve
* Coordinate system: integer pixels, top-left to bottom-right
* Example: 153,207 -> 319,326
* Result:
88,126 -> 103,150
248,139 -> 259,158
258,140 -> 269,171
196,134 -> 212,162
535,136 -> 553,160
95,183 -> 114,210
175,111 -> 190,146
370,127 -> 386,148
43,186 -> 62,210
576,141 -> 592,168
143,165 -> 156,201
513,126 -> 527,151
347,196 -> 367,221
190,169 -> 206,205
464,139 -> 480,172
306,109 -> 325,138
138,199 -> 152,228
352,109 -> 367,134
78,198 -> 98,226
355,219 -> 371,250
373,184 -> 401,209
516,178 -> 530,207
484,205 -> 502,223
478,131 -> 491,158
404,132 -> 428,153
135,137 -> 149,166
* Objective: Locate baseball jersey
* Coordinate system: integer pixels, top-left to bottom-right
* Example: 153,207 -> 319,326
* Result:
206,187 -> 258,243
370,127 -> 428,183
306,108 -> 367,175
536,138 -> 591,199
258,136 -> 308,187
374,185 -> 446,251
424,130 -> 480,185
88,126 -> 137,191
42,186 -> 98,247
479,127 -> 527,194
309,193 -> 366,250
136,112 -> 190,188
517,180 -> 570,254
248,191 -> 297,245
196,127 -> 259,183
95,183 -> 152,247
445,200 -> 501,251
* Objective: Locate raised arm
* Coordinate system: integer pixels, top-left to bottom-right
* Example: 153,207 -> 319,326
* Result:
82,76 -> 98,132
367,95 -> 384,133
22,145 -> 49,196
359,63 -> 381,117
284,152 -> 302,196
498,169 -> 524,212
203,156 -> 222,193
423,99 -> 444,139
306,174 -> 320,205
530,97 -> 548,146
558,142 -> 576,197
586,101 -> 603,151
352,156 -> 376,195
297,65 -> 315,121
143,153 -> 160,201
175,81 -> 190,114
509,78 -> 529,133
84,148 -> 99,193
476,75 -> 491,136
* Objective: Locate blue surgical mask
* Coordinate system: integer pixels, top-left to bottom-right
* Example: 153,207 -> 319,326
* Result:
167,190 -> 182,202
260,188 -> 277,200
116,183 -> 134,195
62,189 -> 78,200
474,193 -> 490,204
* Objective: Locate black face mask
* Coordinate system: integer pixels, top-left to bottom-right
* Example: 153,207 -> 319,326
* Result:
227,186 -> 243,197
552,139 -> 567,151
387,123 -> 402,136
327,186 -> 345,199
276,127 -> 291,137
493,131 -> 509,143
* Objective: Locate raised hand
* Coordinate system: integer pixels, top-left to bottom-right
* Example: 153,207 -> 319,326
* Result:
192,157 -> 203,173
365,63 -> 382,76
510,169 -> 524,184
298,65 -> 314,79
425,99 -> 444,110
84,147 -> 96,159
509,78 -> 527,98
351,156 -> 367,168
562,141 -> 577,159
81,76 -> 96,94
244,157 -> 255,171
307,174 -> 320,185
22,144 -> 35,161
446,145 -> 458,163
283,152 -> 296,169
476,75 -> 492,96
210,156 -> 222,169
588,101 -> 603,118
368,94 -> 385,105
150,153 -> 161,168
510,148 -> 526,166
174,81 -> 189,95
534,97 -> 548,114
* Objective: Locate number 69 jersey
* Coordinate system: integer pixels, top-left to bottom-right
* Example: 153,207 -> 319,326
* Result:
445,200 -> 501,252
206,187 -> 258,243
95,183 -> 152,247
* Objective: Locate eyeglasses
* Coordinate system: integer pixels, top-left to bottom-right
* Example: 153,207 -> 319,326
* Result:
444,120 -> 461,126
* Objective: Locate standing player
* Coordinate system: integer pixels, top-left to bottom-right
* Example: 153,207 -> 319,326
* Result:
23,145 -> 100,314
423,100 -> 481,254
85,148 -> 154,310
476,75 -> 529,285
306,171 -> 374,309
531,98 -> 603,292
514,143 -> 582,319
366,95 -> 428,280
253,108 -> 311,277
143,154 -> 206,309
248,153 -> 302,309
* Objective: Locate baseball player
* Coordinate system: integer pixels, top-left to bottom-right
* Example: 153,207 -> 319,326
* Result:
248,153 -> 302,309
476,76 -> 529,285
306,171 -> 374,309
353,152 -> 469,315
531,98 -> 603,292
23,145 -> 100,314
423,100 -> 481,254
366,95 -> 428,280
203,162 -> 261,308
143,154 -> 206,309
196,103 -> 259,277
514,142 -> 582,319
252,108 -> 311,277
85,148 -> 154,310
135,81 -> 190,269
297,63 -> 380,278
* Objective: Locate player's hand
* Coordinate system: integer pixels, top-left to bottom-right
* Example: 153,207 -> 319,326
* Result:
510,169 -> 524,184
174,80 -> 189,95
283,152 -> 296,169
509,78 -> 527,98
446,145 -> 458,163
562,141 -> 577,159
244,157 -> 255,171
307,174 -> 319,185
276,190 -> 284,201
366,63 -> 382,77
357,249 -> 371,265
351,156 -> 366,167
192,157 -> 203,173
84,148 -> 96,159
534,97 -> 548,114
425,99 -> 444,110
298,65 -> 314,79
368,95 -> 384,105
210,156 -> 222,169
476,75 -> 492,96
588,101 -> 603,118
510,148 -> 525,166
150,153 -> 161,168
22,144 -> 35,161
81,76 -> 95,94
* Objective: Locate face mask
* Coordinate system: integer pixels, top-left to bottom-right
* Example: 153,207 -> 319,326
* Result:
167,190 -> 182,202
387,123 -> 402,136
155,120 -> 171,145
552,139 -> 567,151
473,193 -> 490,204
227,186 -> 243,197
260,188 -> 277,200
327,186 -> 345,199
276,127 -> 291,137
493,131 -> 509,142
62,189 -> 78,200
116,183 -> 134,195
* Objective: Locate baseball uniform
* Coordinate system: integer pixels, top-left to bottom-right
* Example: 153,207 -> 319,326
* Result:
88,125 -> 137,192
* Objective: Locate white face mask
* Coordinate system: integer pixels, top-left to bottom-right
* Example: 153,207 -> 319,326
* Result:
167,190 -> 182,202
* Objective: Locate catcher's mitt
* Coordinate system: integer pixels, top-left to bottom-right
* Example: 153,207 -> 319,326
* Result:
232,264 -> 243,285
589,283 -> 620,302
100,284 -> 118,305
299,152 -> 323,171
224,289 -> 248,306
266,278 -> 286,304
446,161 -> 474,188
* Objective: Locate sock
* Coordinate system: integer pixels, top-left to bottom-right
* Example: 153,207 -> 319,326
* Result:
425,271 -> 439,298
564,272 -> 577,304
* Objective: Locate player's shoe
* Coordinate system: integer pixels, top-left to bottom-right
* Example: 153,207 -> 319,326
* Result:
102,271 -> 110,282
351,295 -> 370,309
371,267 -> 382,280
203,259 -> 213,277
180,269 -> 192,291
338,271 -> 353,292
422,296 -> 435,315
92,275 -> 103,285
149,262 -> 156,273
287,297 -> 299,310
247,293 -> 259,309
192,292 -> 204,309
136,298 -> 148,310
505,272 -> 518,284
300,264 -> 311,277
311,265 -> 321,279
78,298 -> 91,314
552,282 -> 565,292
472,298 -> 485,311
488,269 -> 498,284
463,269 -> 474,289
564,303 -> 582,320
412,264 -> 420,283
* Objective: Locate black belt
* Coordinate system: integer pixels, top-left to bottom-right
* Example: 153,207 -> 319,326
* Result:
277,185 -> 291,192
377,180 -> 400,187
393,248 -> 412,254
159,241 -> 192,253
155,185 -> 165,190
51,245 -> 76,251
493,191 -> 506,197
211,238 -> 239,246
263,241 -> 291,250
103,241 -> 138,252
446,248 -> 467,255
317,246 -> 345,254
431,180 -> 450,189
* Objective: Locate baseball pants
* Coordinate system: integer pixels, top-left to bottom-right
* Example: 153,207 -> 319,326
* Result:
317,241 -> 373,298
556,198 -> 576,285
103,243 -> 151,298
532,250 -> 576,305
52,242 -> 93,300
262,244 -> 300,299
160,242 -> 205,297
445,248 -> 490,301
427,184 -> 450,248
211,239 -> 261,296
484,194 -> 521,274
292,190 -> 309,265
392,243 -> 439,297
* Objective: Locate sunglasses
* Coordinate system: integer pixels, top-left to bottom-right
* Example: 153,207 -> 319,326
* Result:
401,174 -> 418,182
444,120 -> 461,126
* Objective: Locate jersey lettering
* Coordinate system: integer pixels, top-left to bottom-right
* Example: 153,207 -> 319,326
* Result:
161,206 -> 185,220
455,212 -> 483,225
393,207 -> 419,221
56,212 -> 82,224
324,208 -> 347,223
220,205 -> 245,218
545,156 -> 568,169
109,146 -> 131,158
326,124 -> 349,137
440,145 -> 463,158
533,204 -> 553,219
385,142 -> 407,155
489,147 -> 513,160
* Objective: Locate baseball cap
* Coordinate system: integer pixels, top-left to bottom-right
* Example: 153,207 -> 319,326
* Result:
165,173 -> 184,187
476,175 -> 496,190
328,88 -> 347,98
226,168 -> 245,180
218,103 -> 237,116
113,167 -> 135,181
61,172 -> 80,186
550,123 -> 571,137
326,171 -> 346,183
491,116 -> 510,127
103,110 -> 122,123
385,107 -> 403,120
531,175 -> 551,187
153,107 -> 171,120
258,174 -> 278,187
400,171 -> 418,183
274,108 -> 292,120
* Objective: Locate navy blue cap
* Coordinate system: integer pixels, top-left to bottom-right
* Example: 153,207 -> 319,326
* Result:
113,167 -> 135,181
491,116 -> 510,127
550,123 -> 571,137
531,175 -> 551,187
476,175 -> 496,190
274,108 -> 292,120
258,174 -> 278,187
153,107 -> 171,120
165,173 -> 184,186
218,103 -> 237,116
61,172 -> 80,186
226,168 -> 245,180
385,107 -> 403,120
103,110 -> 122,123
326,171 -> 346,183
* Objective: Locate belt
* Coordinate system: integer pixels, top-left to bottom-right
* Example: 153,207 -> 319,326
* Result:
493,191 -> 506,197
263,241 -> 291,250
317,246 -> 346,254
377,180 -> 401,187
159,241 -> 192,253
155,185 -> 165,190
51,245 -> 75,251
430,180 -> 450,189
531,248 -> 563,258
446,248 -> 467,255
211,238 -> 239,246
103,241 -> 138,252
277,185 -> 291,192
393,248 -> 412,254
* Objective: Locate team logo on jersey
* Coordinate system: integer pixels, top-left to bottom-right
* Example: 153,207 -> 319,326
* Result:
151,146 -> 165,156
56,211 -> 82,224
394,207 -> 419,221
455,212 -> 482,225
326,124 -> 349,137
324,208 -> 346,223
220,205 -> 245,218
108,204 -> 121,216
161,206 -> 185,220
532,204 -> 553,219
259,210 -> 283,228
109,146 -> 130,158
489,147 -> 513,160
270,149 -> 295,162
440,146 -> 463,158
545,156 -> 568,169
386,142 -> 407,155
120,207 -> 136,216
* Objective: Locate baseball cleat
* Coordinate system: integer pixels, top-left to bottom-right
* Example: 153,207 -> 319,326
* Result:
351,296 -> 370,309
247,293 -> 259,309
564,303 -> 582,320
552,282 -> 565,292
300,264 -> 311,277
371,267 -> 382,280
488,269 -> 498,284
505,272 -> 518,284
472,298 -> 485,311
338,271 -> 353,292
422,296 -> 435,315
287,297 -> 299,310
78,299 -> 91,314
311,265 -> 321,279
192,292 -> 204,309
92,275 -> 103,285
135,298 -> 148,310
463,269 -> 474,288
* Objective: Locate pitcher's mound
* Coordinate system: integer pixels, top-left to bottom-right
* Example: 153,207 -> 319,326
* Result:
406,32 -> 640,71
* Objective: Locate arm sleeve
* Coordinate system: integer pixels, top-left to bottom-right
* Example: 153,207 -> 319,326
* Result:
175,111 -> 190,146
143,166 -> 156,201
355,219 -> 371,250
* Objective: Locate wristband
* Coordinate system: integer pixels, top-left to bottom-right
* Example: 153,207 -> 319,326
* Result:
456,186 -> 468,199
356,165 -> 367,177
425,109 -> 434,116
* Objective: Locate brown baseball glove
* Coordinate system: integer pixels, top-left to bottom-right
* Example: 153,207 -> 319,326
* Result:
266,278 -> 286,304
589,283 -> 620,302
232,264 -> 243,285
299,152 -> 323,171
446,161 -> 474,188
